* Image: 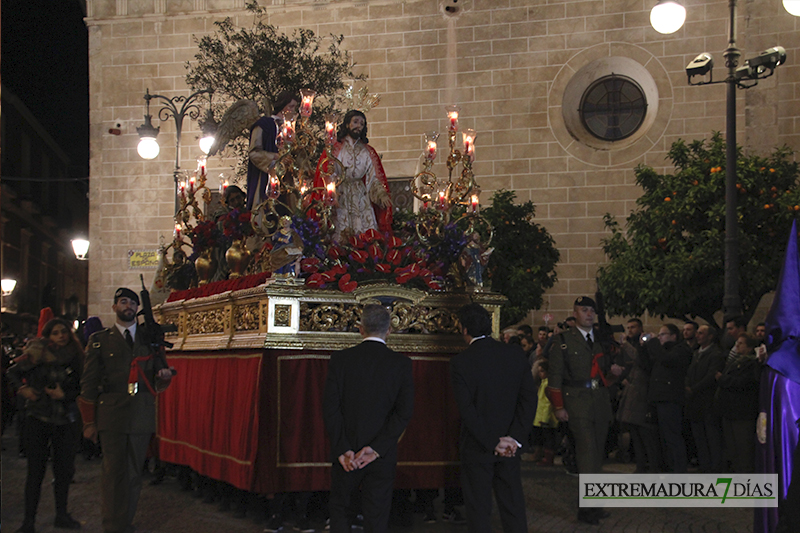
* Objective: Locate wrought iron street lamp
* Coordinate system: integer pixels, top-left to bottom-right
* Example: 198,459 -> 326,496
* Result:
652,0 -> 797,319
136,88 -> 213,213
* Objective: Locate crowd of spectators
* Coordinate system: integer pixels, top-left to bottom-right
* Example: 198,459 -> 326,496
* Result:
505,315 -> 768,476
3,309 -> 771,532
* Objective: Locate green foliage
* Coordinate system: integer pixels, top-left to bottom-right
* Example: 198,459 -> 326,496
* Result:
598,132 -> 800,328
483,190 -> 560,327
186,1 -> 357,106
185,1 -> 361,177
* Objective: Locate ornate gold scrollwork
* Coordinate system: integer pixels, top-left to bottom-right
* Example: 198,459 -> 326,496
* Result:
300,303 -> 361,332
390,303 -> 460,334
274,304 -> 292,328
187,308 -> 229,335
234,303 -> 260,331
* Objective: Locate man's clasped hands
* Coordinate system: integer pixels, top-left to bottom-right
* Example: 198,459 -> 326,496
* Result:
339,435 -> 519,471
493,436 -> 519,457
338,446 -> 379,472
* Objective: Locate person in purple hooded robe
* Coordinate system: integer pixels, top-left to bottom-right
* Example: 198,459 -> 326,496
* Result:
755,220 -> 800,533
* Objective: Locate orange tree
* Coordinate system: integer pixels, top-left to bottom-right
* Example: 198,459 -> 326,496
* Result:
598,132 -> 800,328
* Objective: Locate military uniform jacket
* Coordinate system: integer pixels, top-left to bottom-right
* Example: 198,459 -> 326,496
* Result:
81,327 -> 165,434
548,326 -> 612,420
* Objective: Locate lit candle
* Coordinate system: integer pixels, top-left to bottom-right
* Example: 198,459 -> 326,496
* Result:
463,129 -> 477,158
427,140 -> 437,160
174,223 -> 181,239
325,120 -> 336,145
470,194 -> 479,213
437,190 -> 448,211
326,182 -> 336,204
269,175 -> 280,198
197,157 -> 207,177
179,181 -> 186,199
282,119 -> 295,144
189,175 -> 196,194
299,89 -> 316,118
446,105 -> 460,132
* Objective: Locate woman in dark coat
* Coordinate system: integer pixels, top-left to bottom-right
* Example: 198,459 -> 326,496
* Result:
7,318 -> 84,532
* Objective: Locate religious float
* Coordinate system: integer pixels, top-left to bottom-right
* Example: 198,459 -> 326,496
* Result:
154,93 -> 506,494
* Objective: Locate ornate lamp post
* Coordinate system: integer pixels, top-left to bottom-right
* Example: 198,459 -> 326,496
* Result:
651,0 -> 797,319
136,88 -> 213,213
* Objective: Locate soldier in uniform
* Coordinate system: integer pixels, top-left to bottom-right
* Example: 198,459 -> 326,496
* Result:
78,288 -> 173,533
547,296 -> 619,525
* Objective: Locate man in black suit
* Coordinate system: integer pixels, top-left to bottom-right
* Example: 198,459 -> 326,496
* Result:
322,304 -> 414,533
451,303 -> 537,533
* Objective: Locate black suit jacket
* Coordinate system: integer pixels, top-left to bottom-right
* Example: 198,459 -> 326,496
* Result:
322,340 -> 414,462
450,337 -> 537,463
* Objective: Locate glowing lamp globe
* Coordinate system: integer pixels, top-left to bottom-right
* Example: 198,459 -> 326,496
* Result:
199,135 -> 215,155
784,0 -> 800,16
1,278 -> 17,296
650,1 -> 686,34
71,239 -> 90,260
137,137 -> 160,159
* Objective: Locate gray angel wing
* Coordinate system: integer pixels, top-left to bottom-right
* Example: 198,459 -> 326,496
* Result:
207,99 -> 261,156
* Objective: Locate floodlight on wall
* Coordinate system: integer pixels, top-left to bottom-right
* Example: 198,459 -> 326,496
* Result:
650,1 -> 686,34
71,238 -> 90,260
1,278 -> 17,296
784,0 -> 800,16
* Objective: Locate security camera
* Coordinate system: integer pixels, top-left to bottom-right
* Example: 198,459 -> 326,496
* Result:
686,53 -> 714,77
747,46 -> 786,72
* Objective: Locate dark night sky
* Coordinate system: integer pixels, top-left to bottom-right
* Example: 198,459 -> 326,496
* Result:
2,0 -> 89,178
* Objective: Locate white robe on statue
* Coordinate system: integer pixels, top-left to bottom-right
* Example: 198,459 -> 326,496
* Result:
333,136 -> 380,240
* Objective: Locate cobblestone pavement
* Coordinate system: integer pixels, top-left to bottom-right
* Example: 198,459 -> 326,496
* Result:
2,432 -> 753,533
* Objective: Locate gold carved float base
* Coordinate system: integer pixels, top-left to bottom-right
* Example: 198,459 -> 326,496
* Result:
155,281 -> 506,353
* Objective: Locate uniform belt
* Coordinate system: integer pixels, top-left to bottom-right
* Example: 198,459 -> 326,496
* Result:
563,378 -> 604,389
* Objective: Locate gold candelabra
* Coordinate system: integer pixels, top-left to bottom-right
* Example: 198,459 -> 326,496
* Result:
250,89 -> 344,239
172,157 -> 212,251
411,105 -> 490,245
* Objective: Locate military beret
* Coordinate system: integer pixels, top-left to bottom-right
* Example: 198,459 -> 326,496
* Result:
574,296 -> 596,310
114,287 -> 140,306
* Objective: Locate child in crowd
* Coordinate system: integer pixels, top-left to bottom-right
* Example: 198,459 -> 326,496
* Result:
535,361 -> 558,466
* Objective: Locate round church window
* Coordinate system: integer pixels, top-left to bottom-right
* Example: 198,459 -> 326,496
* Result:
580,75 -> 647,141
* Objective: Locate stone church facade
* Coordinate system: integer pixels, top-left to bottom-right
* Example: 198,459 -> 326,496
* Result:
84,0 -> 800,326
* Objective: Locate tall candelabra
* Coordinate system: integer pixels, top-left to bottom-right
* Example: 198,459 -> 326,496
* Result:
251,89 -> 343,239
411,105 -> 491,246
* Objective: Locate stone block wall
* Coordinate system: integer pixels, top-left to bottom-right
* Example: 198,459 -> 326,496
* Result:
85,0 -> 800,328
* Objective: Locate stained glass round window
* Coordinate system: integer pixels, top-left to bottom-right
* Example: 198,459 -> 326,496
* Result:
580,75 -> 647,141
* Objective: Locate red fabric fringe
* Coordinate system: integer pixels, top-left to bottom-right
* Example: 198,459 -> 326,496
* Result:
166,272 -> 271,303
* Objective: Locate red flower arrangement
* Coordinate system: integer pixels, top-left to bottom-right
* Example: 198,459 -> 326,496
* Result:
303,230 -> 444,292
221,209 -> 254,242
189,220 -> 222,261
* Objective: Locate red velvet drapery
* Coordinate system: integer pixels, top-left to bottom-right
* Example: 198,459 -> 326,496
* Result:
158,349 -> 462,493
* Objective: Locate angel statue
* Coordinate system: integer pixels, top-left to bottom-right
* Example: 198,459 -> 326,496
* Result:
205,91 -> 299,210
459,231 -> 494,287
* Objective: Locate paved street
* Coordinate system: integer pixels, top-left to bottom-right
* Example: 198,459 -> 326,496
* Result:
2,431 -> 753,533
